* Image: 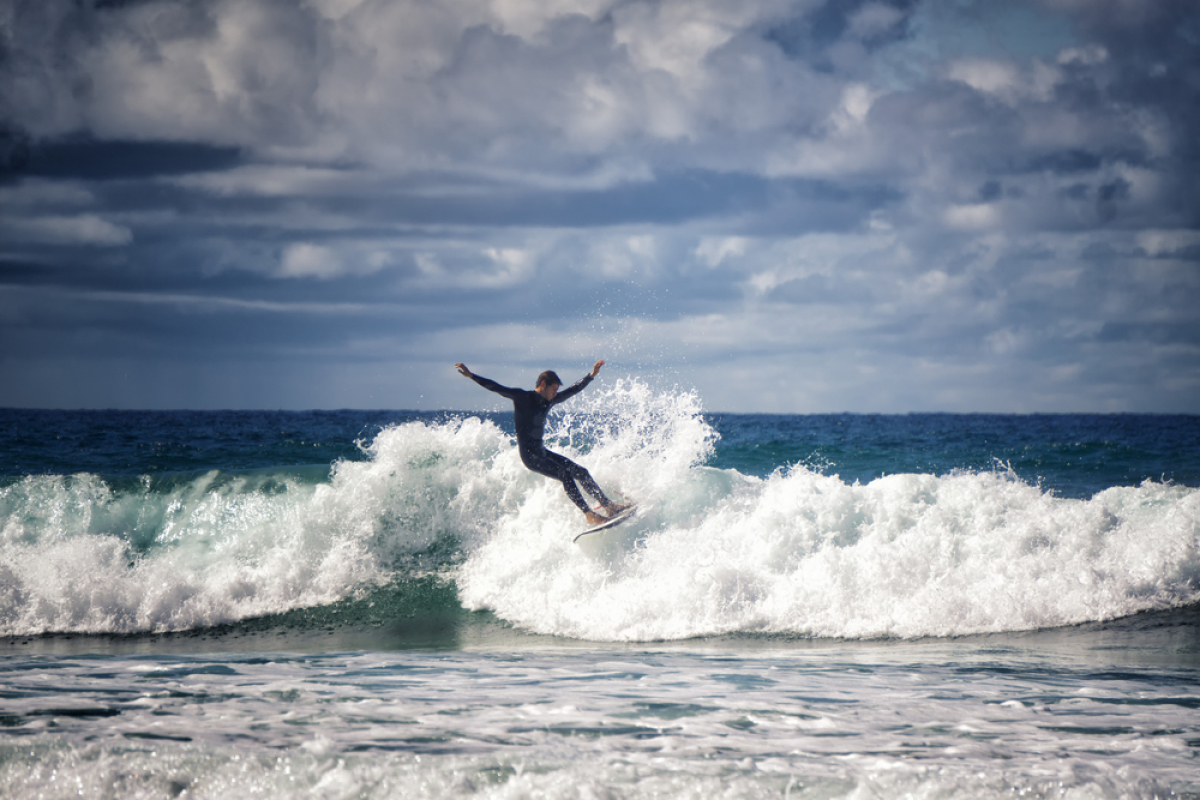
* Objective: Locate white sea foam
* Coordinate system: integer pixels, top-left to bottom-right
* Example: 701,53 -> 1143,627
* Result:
459,382 -> 1200,641
2,649 -> 1196,799
0,418 -> 509,636
2,382 -> 1198,639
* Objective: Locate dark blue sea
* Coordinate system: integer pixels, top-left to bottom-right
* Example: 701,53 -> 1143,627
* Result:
2,384 -> 1198,798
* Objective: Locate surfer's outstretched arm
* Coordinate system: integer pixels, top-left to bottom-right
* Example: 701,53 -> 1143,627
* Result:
454,363 -> 522,400
552,359 -> 607,405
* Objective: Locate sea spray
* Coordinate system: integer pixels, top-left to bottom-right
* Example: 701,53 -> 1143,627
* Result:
0,417 -> 517,636
2,393 -> 1198,641
463,465 -> 1200,640
0,467 -> 373,635
459,384 -> 1200,641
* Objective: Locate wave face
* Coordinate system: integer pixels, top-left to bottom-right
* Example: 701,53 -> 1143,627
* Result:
2,390 -> 1198,640
0,414 -> 498,637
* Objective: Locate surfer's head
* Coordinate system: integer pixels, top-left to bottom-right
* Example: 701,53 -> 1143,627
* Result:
535,370 -> 561,400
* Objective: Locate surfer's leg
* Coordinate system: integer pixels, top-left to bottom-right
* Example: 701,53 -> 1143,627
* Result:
572,467 -> 612,509
521,449 -> 593,515
558,470 -> 592,515
544,451 -> 629,518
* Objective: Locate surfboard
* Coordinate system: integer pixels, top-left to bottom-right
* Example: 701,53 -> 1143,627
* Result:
574,505 -> 638,543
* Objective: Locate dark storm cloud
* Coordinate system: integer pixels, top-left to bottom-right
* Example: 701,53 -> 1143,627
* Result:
186,169 -> 889,230
1097,322 -> 1200,346
7,138 -> 243,182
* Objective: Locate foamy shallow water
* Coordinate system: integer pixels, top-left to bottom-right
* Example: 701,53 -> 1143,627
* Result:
3,641 -> 1198,799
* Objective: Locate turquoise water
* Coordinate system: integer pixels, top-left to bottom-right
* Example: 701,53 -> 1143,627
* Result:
2,385 -> 1198,797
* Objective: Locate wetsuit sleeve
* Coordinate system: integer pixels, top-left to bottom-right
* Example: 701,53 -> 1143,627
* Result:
550,373 -> 593,405
467,373 -> 523,400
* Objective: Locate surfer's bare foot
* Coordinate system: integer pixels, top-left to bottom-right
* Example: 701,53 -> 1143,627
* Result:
604,503 -> 631,515
586,511 -> 608,525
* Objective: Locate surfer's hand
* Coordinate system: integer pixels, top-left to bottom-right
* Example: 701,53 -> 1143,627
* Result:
591,359 -> 605,377
454,363 -> 472,378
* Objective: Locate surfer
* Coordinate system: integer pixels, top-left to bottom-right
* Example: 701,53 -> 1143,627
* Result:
454,360 -> 629,525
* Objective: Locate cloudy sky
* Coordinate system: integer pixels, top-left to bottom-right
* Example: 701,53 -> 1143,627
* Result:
1,0 -> 1198,412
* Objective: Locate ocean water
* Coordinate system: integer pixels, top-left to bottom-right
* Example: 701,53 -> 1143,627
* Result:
2,382 -> 1198,798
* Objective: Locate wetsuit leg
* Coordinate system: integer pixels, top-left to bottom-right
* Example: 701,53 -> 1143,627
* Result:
521,448 -> 611,513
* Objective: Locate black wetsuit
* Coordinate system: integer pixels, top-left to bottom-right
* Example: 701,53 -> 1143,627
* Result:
467,372 -> 611,514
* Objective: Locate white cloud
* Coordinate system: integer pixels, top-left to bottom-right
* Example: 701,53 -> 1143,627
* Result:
846,2 -> 906,40
275,240 -> 413,280
943,202 -> 1003,231
587,234 -> 662,281
0,179 -> 95,208
174,165 -> 370,197
1136,229 -> 1200,258
945,58 -> 1022,100
3,0 -> 831,172
1,214 -> 133,246
278,243 -> 345,280
695,237 -> 747,268
479,247 -> 536,287
1057,43 -> 1108,67
488,0 -> 617,40
612,1 -> 753,83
